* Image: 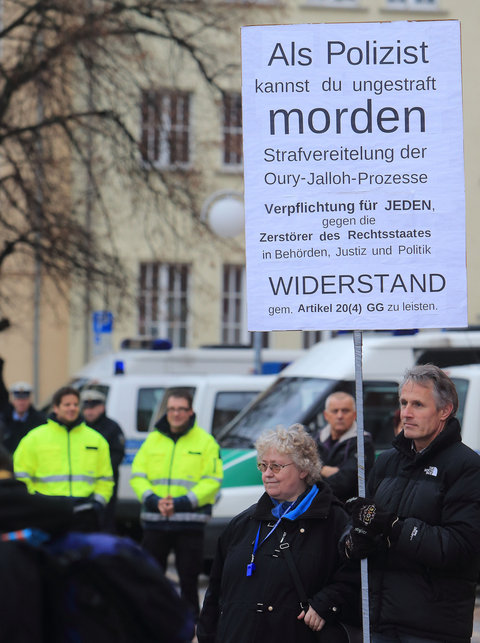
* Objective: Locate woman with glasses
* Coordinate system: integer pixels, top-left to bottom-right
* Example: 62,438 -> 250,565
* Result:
197,424 -> 358,643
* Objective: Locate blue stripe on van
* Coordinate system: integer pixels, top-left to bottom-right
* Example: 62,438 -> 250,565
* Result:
122,438 -> 146,465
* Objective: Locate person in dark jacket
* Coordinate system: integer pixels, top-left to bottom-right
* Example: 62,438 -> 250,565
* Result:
0,444 -> 74,643
344,364 -> 480,643
197,424 -> 359,643
0,381 -> 46,454
81,389 -> 125,532
317,391 -> 375,503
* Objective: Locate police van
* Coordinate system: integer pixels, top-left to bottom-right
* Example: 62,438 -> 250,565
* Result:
74,342 -> 301,379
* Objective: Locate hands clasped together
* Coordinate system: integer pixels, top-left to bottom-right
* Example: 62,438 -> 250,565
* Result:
158,495 -> 174,518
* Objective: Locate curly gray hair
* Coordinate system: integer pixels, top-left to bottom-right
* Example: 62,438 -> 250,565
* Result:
255,423 -> 322,486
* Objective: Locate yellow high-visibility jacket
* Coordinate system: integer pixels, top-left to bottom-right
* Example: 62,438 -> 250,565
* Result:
130,421 -> 223,526
13,418 -> 114,504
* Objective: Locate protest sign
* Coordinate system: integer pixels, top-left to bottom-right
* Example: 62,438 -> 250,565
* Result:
241,21 -> 466,331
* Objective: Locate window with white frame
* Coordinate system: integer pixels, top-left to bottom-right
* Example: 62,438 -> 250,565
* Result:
385,0 -> 438,9
222,92 -> 243,167
221,265 -> 270,347
222,265 -> 247,345
138,262 -> 189,347
140,89 -> 191,167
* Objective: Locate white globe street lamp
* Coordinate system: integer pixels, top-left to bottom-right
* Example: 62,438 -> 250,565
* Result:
201,190 -> 244,238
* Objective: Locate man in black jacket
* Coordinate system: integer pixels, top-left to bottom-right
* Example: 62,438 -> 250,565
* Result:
344,364 -> 480,643
81,389 -> 125,532
317,391 -> 375,503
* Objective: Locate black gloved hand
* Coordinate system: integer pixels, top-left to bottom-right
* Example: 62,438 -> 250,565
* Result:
344,527 -> 377,560
345,496 -> 397,538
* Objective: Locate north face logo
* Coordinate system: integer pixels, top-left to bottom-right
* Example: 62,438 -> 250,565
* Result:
424,466 -> 438,477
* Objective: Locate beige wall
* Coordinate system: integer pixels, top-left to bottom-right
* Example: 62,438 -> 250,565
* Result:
0,266 -> 70,405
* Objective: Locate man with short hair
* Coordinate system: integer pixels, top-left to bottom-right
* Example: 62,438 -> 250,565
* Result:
81,389 -> 125,531
131,388 -> 223,619
344,364 -> 480,643
0,382 -> 46,454
14,386 -> 114,532
317,391 -> 374,502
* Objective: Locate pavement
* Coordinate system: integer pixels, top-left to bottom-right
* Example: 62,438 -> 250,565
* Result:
167,564 -> 480,643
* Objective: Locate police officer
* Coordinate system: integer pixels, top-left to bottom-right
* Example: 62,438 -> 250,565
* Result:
131,388 -> 223,619
0,382 -> 46,454
81,389 -> 125,532
14,386 -> 114,532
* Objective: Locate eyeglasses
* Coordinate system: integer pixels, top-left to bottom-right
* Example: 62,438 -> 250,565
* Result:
257,462 -> 294,474
167,407 -> 191,414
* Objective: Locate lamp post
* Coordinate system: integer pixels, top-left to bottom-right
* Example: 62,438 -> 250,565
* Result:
201,190 -> 262,374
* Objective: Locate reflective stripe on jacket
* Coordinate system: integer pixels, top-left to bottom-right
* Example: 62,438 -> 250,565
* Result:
13,418 -> 114,503
130,422 -> 223,524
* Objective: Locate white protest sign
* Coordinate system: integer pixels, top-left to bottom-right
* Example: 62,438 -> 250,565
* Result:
241,21 -> 466,331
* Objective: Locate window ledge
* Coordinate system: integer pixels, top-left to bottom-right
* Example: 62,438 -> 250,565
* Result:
380,7 -> 448,14
217,165 -> 244,176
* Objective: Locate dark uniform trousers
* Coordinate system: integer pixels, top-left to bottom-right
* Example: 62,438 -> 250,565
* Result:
142,527 -> 204,619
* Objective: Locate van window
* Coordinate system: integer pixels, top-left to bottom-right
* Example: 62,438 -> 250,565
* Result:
416,348 -> 480,368
219,377 -> 334,448
301,381 -> 399,450
218,377 -> 400,451
211,391 -> 263,438
362,382 -> 400,450
137,387 -> 168,432
449,377 -> 469,427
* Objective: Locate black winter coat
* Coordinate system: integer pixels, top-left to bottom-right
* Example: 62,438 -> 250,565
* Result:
0,477 -> 74,534
317,425 -> 375,502
0,477 -> 74,643
197,483 -> 359,643
88,413 -> 125,481
365,418 -> 480,643
0,406 -> 46,454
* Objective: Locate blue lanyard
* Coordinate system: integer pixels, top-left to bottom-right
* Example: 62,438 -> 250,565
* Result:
247,502 -> 293,577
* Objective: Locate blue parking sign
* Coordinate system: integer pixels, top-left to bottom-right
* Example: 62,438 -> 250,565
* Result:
92,311 -> 114,334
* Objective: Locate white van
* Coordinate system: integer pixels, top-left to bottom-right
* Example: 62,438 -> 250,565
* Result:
206,330 -> 480,559
442,363 -> 480,453
218,330 -> 480,452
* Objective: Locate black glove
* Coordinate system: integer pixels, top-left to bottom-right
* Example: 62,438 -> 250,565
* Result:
144,493 -> 161,512
345,497 -> 397,538
344,527 -> 377,560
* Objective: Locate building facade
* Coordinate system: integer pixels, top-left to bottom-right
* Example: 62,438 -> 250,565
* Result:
0,0 -> 478,400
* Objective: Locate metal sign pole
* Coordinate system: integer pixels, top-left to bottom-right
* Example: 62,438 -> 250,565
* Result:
353,330 -> 371,643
